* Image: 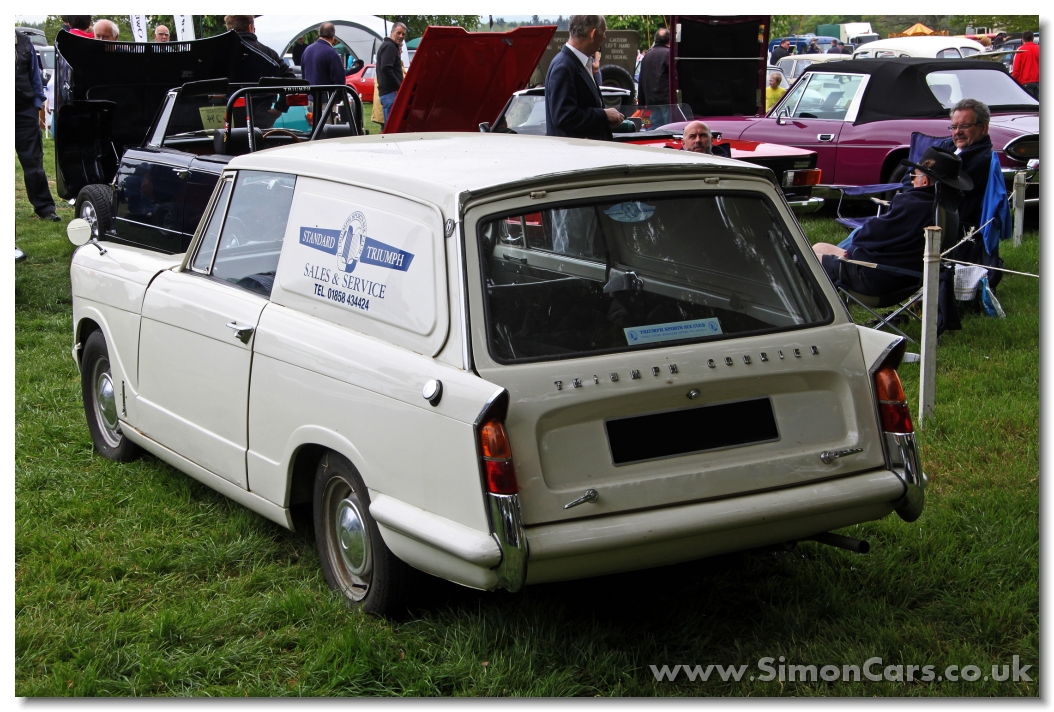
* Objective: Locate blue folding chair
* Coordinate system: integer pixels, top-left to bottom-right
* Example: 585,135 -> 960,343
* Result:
831,132 -> 947,233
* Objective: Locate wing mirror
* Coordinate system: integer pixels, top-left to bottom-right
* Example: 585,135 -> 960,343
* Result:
67,218 -> 106,254
479,122 -> 491,133
776,110 -> 789,125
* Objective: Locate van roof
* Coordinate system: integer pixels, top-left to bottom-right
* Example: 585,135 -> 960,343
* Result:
229,133 -> 771,208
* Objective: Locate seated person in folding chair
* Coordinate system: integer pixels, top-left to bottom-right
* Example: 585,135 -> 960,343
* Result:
812,147 -> 972,299
933,98 -> 1005,284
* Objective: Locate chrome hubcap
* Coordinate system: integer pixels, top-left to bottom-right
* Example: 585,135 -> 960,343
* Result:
323,476 -> 372,601
337,498 -> 369,576
91,356 -> 121,447
79,202 -> 98,238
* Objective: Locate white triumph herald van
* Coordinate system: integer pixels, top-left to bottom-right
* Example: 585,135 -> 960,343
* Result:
68,133 -> 925,616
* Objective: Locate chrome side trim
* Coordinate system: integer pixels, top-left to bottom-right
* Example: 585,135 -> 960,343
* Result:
115,216 -> 185,235
787,196 -> 825,213
488,492 -> 528,592
890,432 -> 926,522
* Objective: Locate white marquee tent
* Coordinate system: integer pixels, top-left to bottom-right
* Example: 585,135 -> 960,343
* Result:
252,15 -> 407,65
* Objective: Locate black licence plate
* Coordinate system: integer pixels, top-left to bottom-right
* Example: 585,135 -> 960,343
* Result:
605,397 -> 779,466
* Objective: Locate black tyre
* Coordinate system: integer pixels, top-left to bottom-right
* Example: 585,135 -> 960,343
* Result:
80,330 -> 140,461
313,451 -> 415,616
75,184 -> 114,240
599,64 -> 637,107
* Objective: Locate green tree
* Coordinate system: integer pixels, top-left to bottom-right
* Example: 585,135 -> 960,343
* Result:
378,15 -> 480,40
949,15 -> 1040,33
606,16 -> 671,49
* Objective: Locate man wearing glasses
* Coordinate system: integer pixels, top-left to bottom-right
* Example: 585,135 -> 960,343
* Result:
935,99 -> 994,250
154,25 -> 170,42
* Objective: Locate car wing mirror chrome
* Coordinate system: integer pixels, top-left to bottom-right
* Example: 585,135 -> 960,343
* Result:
776,110 -> 789,125
603,269 -> 643,295
479,122 -> 491,133
67,218 -> 106,255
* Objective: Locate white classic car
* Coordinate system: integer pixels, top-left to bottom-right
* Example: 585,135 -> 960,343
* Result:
67,133 -> 925,616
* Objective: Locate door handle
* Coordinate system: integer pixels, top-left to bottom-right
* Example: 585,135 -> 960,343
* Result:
226,321 -> 255,344
174,168 -> 189,178
502,253 -> 528,264
817,133 -> 835,142
820,447 -> 863,464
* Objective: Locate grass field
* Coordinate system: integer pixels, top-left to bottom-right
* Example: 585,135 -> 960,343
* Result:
15,138 -> 1038,696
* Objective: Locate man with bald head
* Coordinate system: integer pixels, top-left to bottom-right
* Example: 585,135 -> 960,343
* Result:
681,121 -> 713,153
154,25 -> 170,42
92,19 -> 119,41
681,121 -> 731,157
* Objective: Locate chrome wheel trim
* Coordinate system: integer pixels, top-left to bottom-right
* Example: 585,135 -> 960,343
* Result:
79,201 -> 99,238
323,476 -> 372,601
91,355 -> 122,448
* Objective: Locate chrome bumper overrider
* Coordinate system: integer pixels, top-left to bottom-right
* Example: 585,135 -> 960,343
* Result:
488,492 -> 528,592
787,196 -> 825,213
888,431 -> 927,522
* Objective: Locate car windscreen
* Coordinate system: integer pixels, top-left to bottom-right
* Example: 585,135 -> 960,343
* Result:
925,69 -> 1039,109
478,192 -> 831,363
499,95 -> 547,135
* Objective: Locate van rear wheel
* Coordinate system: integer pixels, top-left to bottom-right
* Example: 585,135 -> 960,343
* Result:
313,451 -> 414,616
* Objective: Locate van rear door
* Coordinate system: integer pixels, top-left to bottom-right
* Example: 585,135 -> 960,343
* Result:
464,179 -> 888,526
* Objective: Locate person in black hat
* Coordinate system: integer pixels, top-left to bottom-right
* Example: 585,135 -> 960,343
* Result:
812,146 -> 971,297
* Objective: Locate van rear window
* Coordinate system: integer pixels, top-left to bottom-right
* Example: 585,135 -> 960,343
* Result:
477,192 -> 832,363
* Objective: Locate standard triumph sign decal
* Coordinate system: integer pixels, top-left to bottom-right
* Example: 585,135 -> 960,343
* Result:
281,188 -> 436,337
298,211 -> 416,314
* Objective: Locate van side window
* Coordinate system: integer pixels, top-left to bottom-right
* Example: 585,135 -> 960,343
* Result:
191,176 -> 233,273
210,171 -> 297,297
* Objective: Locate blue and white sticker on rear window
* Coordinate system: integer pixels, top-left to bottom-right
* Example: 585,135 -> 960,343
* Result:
624,318 -> 723,345
604,201 -> 656,223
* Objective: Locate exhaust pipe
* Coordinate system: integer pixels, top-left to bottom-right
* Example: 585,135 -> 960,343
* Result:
808,532 -> 870,554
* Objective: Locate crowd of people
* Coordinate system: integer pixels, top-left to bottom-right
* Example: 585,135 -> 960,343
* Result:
16,13 -> 1035,292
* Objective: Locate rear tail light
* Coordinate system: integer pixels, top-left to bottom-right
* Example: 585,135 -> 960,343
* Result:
286,93 -> 309,106
874,366 -> 913,433
480,419 -> 518,494
1004,135 -> 1039,162
782,168 -> 822,187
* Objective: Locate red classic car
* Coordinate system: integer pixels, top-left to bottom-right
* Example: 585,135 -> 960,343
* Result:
345,63 -> 375,103
662,58 -> 1040,191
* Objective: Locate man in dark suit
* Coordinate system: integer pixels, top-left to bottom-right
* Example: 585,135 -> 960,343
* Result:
639,28 -> 670,106
545,15 -> 623,140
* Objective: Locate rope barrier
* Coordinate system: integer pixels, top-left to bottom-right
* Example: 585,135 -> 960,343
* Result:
940,258 -> 1039,279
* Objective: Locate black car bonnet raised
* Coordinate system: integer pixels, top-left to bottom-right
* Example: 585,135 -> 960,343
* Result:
798,58 -> 1034,125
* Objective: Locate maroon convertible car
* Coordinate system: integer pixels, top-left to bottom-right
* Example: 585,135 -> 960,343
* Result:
663,58 -> 1039,191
